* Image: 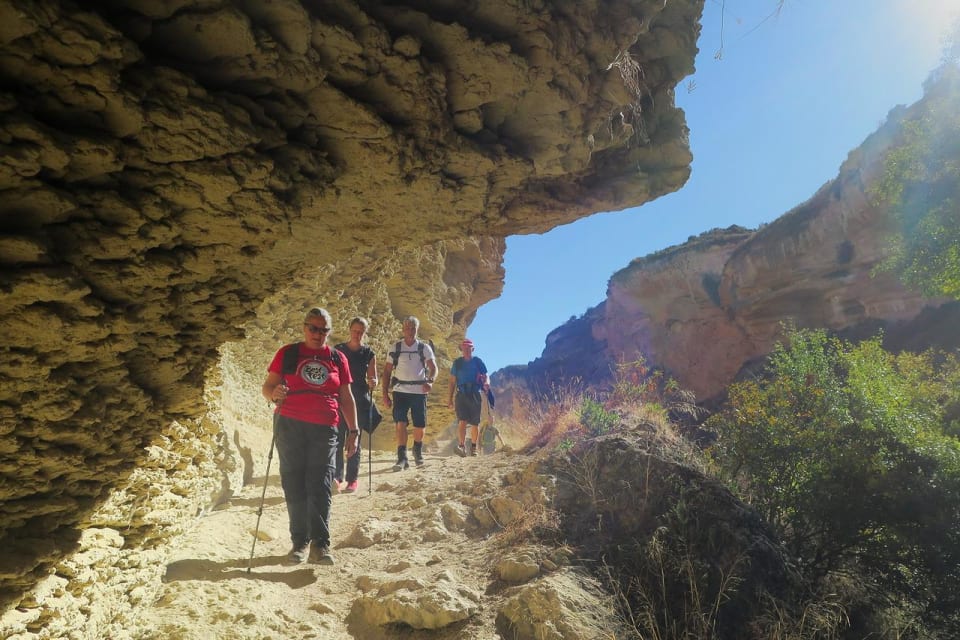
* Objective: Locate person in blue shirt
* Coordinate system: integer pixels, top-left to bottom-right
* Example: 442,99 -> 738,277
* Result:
447,339 -> 488,456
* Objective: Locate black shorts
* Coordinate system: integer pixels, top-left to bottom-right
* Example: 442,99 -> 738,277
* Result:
392,391 -> 427,428
455,390 -> 482,425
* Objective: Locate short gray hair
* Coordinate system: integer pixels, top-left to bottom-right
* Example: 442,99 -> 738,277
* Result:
402,315 -> 420,329
305,307 -> 333,327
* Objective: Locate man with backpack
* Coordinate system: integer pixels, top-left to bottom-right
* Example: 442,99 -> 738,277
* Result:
382,316 -> 438,470
447,339 -> 489,457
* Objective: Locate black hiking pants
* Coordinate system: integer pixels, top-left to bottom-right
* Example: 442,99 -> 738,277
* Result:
275,415 -> 337,547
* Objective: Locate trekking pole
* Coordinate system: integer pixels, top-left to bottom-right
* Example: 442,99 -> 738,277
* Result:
484,387 -> 497,454
368,400 -> 374,495
247,419 -> 278,573
477,394 -> 487,457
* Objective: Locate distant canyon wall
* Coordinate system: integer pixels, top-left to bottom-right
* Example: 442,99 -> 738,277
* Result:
0,0 -> 704,627
498,68 -> 960,407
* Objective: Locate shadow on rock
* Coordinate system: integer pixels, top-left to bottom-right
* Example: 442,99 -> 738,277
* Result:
162,557 -> 317,588
228,496 -> 285,508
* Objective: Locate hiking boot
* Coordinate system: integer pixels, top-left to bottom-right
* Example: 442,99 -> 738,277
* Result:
286,542 -> 309,565
469,445 -> 478,457
392,458 -> 409,471
413,442 -> 424,466
308,544 -> 334,565
455,444 -> 466,457
343,480 -> 358,493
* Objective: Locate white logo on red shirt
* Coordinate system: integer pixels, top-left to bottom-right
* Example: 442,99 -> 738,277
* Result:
300,361 -> 330,386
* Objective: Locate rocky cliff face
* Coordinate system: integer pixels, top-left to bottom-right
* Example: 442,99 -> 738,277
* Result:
499,70 -> 960,406
0,0 -> 703,625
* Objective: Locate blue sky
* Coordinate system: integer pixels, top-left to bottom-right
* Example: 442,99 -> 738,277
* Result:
469,0 -> 959,376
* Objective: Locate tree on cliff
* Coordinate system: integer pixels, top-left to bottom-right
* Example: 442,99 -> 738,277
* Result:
872,58 -> 960,300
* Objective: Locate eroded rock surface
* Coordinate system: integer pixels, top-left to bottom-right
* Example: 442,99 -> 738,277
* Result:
0,0 -> 702,619
495,568 -> 624,640
351,569 -> 481,630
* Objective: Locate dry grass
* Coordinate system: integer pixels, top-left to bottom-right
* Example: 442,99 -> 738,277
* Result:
601,544 -> 749,640
493,497 -> 562,548
513,380 -> 586,453
749,593 -> 848,640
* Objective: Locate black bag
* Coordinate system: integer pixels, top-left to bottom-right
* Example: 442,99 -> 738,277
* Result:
369,400 -> 383,432
360,394 -> 383,434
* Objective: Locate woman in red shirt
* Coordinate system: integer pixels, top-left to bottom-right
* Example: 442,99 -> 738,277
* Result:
261,307 -> 358,565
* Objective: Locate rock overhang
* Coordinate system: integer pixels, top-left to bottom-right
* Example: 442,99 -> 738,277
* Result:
0,0 -> 704,613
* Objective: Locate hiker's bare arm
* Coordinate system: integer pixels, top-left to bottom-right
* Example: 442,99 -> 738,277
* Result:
448,376 -> 456,408
367,355 -> 378,390
382,361 -> 393,404
262,372 -> 287,403
339,385 -> 359,456
423,359 -> 439,393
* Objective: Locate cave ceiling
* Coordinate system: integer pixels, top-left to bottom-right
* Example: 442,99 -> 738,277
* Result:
0,0 -> 703,609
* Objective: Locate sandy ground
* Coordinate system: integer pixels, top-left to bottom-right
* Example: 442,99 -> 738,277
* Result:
129,441 -> 534,640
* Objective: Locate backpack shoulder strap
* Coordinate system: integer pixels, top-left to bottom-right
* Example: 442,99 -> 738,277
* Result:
281,342 -> 302,376
391,341 -> 402,367
284,343 -> 341,376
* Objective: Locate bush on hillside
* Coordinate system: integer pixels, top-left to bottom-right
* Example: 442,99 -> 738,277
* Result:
519,353 -> 851,638
545,434 -> 845,640
871,62 -> 960,300
707,327 -> 960,636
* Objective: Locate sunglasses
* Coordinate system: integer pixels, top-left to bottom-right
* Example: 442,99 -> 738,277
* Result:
304,324 -> 330,335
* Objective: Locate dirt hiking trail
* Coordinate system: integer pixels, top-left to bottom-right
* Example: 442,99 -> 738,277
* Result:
129,441 -> 608,640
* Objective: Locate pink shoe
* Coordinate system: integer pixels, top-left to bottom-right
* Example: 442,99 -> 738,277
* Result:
343,481 -> 358,493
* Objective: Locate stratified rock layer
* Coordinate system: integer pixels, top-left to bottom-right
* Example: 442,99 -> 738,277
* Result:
498,68 -> 960,405
0,0 -> 703,615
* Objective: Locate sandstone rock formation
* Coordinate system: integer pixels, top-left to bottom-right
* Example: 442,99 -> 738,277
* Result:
497,68 -> 960,406
0,0 -> 703,621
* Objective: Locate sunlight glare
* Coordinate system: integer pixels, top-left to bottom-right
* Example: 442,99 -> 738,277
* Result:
897,0 -> 960,59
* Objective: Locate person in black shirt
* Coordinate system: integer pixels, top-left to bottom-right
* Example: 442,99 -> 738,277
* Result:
334,317 -> 379,493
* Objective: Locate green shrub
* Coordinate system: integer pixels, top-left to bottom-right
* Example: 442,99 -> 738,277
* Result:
609,357 -> 664,406
871,63 -> 960,300
607,357 -> 705,429
579,397 -> 619,437
707,327 -> 960,634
